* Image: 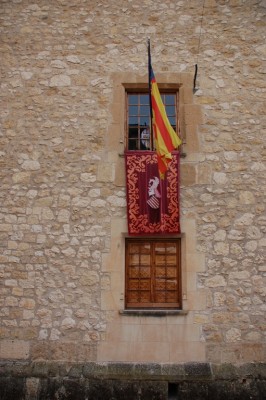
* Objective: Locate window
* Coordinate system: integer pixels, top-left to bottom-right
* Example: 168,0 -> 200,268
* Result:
126,91 -> 179,151
125,238 -> 182,309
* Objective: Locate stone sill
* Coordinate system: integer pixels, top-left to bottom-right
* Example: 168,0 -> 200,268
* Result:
119,152 -> 187,158
119,309 -> 188,317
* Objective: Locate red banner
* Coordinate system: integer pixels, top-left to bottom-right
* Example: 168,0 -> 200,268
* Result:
125,151 -> 180,235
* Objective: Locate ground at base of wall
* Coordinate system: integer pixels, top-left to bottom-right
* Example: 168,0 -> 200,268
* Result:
0,362 -> 265,400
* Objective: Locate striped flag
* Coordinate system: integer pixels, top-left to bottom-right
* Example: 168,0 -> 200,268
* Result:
148,46 -> 182,178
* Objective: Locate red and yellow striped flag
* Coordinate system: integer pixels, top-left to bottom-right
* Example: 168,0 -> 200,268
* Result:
150,66 -> 182,178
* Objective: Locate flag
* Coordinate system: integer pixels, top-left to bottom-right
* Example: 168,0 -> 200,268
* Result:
148,46 -> 182,178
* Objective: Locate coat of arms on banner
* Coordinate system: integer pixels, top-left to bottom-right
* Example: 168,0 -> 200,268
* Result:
125,151 -> 180,235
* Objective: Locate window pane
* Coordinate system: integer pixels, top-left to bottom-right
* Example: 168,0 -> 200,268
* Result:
168,117 -> 176,126
164,94 -> 175,105
128,95 -> 138,105
126,91 -> 178,150
140,106 -> 150,116
128,129 -> 138,139
129,106 -> 138,116
129,116 -> 138,125
128,128 -> 139,150
140,117 -> 150,126
139,94 -> 149,104
165,106 -> 176,116
128,139 -> 138,150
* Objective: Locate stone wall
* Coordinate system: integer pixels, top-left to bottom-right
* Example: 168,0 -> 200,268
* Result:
0,0 -> 265,373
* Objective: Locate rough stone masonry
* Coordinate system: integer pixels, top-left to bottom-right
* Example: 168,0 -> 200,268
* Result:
0,0 -> 265,399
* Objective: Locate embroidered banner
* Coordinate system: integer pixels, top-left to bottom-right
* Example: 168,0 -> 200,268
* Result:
125,151 -> 180,235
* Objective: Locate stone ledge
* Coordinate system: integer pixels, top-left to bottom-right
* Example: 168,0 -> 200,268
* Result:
119,309 -> 188,317
0,361 -> 265,381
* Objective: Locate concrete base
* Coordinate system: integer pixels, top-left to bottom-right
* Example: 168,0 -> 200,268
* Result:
0,362 -> 265,400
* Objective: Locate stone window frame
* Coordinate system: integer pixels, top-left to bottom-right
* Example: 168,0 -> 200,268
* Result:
104,72 -> 205,316
107,72 -> 202,176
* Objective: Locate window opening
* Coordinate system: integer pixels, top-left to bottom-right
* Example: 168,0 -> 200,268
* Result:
168,382 -> 179,400
125,238 -> 181,309
126,91 -> 178,151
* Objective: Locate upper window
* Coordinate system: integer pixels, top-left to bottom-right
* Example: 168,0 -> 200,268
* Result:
126,91 -> 178,151
125,238 -> 182,309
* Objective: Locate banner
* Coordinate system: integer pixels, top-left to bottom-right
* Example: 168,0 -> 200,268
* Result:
125,151 -> 180,235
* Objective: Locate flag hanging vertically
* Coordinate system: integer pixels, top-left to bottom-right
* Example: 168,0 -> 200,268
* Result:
148,41 -> 182,178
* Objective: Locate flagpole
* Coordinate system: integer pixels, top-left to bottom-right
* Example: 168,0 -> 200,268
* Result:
147,39 -> 154,150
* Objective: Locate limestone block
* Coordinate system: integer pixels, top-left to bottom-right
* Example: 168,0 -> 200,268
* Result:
107,195 -> 126,207
97,163 -> 115,182
180,163 -> 196,186
50,75 -> 71,87
183,104 -> 204,125
197,163 -> 212,184
225,328 -> 241,343
80,271 -> 99,286
235,213 -> 254,227
0,340 -> 29,359
12,172 -> 31,183
21,160 -> 40,171
80,173 -> 96,183
213,172 -> 228,185
66,55 -> 81,64
61,318 -> 76,330
229,271 -> 250,280
214,242 -> 229,256
205,275 -> 227,288
213,292 -> 226,307
57,209 -> 70,222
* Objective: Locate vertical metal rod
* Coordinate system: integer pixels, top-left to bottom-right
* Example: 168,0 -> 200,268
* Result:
148,39 -> 154,150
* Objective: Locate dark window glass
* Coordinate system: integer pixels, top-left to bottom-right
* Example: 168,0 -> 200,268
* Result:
126,91 -> 178,151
